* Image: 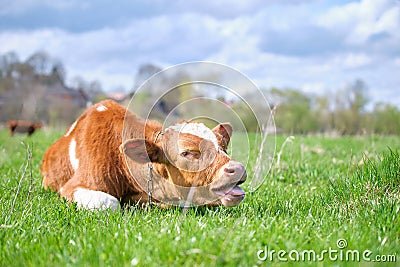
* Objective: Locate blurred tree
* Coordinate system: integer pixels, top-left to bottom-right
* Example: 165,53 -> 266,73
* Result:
49,62 -> 66,84
26,51 -> 52,76
231,101 -> 260,132
1,51 -> 399,135
133,63 -> 162,94
0,51 -> 93,125
0,52 -> 19,93
314,94 -> 332,132
0,51 -> 19,78
334,80 -> 369,134
372,102 -> 400,134
269,88 -> 318,134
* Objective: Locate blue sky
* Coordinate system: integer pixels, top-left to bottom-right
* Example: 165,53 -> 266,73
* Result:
0,0 -> 399,106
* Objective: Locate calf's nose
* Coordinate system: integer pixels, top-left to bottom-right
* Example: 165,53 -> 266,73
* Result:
224,161 -> 247,182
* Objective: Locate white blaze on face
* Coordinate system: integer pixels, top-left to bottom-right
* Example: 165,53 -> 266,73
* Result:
69,138 -> 79,171
168,123 -> 219,150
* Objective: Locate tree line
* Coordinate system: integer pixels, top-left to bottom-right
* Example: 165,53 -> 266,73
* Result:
265,81 -> 400,135
0,51 -> 399,135
0,51 -> 107,127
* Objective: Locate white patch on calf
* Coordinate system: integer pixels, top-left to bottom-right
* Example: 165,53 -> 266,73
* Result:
69,138 -> 79,171
168,123 -> 219,149
64,120 -> 78,137
73,188 -> 120,211
96,105 -> 108,112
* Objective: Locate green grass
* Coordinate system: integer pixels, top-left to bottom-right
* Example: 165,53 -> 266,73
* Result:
0,129 -> 399,266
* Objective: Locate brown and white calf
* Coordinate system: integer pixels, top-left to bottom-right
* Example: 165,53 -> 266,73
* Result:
40,100 -> 247,210
7,120 -> 42,136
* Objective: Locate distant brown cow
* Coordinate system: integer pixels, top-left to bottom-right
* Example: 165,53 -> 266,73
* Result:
7,120 -> 42,136
40,100 -> 247,210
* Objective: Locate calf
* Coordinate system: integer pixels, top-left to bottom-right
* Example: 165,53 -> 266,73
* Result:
7,120 -> 42,136
40,100 -> 247,210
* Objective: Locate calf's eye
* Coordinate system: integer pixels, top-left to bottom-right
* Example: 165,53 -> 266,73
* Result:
180,150 -> 201,160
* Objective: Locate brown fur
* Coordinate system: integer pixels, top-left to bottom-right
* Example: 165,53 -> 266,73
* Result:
41,100 -> 245,207
41,100 -> 148,201
7,120 -> 42,136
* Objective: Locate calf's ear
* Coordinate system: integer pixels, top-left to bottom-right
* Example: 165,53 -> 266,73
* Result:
120,139 -> 166,164
212,123 -> 232,150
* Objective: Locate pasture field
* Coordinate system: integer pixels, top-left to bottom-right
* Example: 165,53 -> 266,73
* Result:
0,129 -> 399,266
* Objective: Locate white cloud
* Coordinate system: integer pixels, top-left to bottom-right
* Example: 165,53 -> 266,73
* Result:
316,0 -> 400,50
337,53 -> 374,69
302,82 -> 326,94
395,57 -> 400,66
0,0 -> 398,106
0,14 -> 231,89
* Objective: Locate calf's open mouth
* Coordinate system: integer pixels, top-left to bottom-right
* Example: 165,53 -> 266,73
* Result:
212,184 -> 246,207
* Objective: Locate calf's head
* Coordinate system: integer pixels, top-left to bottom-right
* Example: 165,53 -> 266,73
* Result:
122,122 -> 247,207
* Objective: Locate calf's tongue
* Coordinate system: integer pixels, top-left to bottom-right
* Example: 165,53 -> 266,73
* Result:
226,186 -> 245,197
213,185 -> 246,197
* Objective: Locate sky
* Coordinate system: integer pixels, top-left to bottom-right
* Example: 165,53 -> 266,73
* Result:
0,0 -> 399,106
